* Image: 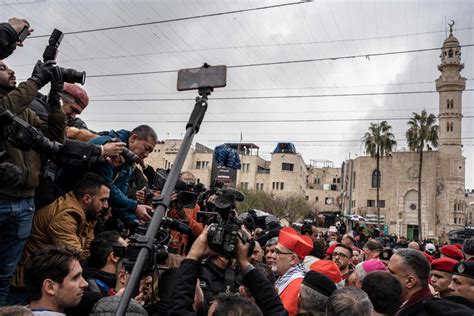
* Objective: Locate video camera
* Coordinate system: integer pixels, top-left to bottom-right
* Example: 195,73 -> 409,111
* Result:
197,188 -> 253,258
150,168 -> 199,210
43,28 -> 86,84
114,218 -> 192,274
1,110 -> 62,156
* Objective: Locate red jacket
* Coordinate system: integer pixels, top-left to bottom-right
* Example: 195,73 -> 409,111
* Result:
279,277 -> 303,316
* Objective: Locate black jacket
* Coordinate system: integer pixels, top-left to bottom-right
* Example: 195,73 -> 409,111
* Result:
0,22 -> 17,59
199,257 -> 241,307
397,297 -> 473,316
169,259 -> 287,316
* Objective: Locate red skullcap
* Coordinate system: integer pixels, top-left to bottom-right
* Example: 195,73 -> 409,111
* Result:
310,259 -> 343,284
278,227 -> 313,260
431,257 -> 458,273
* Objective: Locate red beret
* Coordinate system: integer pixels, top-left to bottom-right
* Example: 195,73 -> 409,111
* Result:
423,252 -> 433,263
431,257 -> 458,273
453,243 -> 462,250
441,245 -> 464,261
326,243 -> 338,256
278,227 -> 313,259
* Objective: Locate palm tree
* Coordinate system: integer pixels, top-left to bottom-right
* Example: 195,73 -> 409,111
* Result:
406,110 -> 438,240
363,121 -> 397,229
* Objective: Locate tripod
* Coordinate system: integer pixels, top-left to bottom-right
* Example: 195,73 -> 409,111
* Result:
115,88 -> 212,315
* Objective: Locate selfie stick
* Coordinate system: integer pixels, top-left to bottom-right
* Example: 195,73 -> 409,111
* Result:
116,88 -> 211,315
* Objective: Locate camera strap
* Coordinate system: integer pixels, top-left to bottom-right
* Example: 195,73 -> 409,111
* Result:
224,260 -> 235,294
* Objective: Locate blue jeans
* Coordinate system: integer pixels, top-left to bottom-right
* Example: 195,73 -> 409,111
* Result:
0,197 -> 34,306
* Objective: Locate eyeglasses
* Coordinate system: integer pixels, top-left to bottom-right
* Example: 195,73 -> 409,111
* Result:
333,252 -> 349,259
274,248 -> 294,256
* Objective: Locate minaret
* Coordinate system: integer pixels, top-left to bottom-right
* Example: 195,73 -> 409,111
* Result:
436,21 -> 466,156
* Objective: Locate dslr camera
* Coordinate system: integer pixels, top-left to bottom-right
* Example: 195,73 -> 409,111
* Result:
43,29 -> 86,84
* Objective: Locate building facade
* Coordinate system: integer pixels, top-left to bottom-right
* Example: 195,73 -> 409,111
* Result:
147,141 -> 342,214
341,30 -> 467,240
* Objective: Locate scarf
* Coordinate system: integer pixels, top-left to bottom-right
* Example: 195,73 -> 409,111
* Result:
275,263 -> 306,295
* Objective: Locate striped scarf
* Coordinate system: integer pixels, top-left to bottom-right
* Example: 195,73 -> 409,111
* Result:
275,263 -> 306,295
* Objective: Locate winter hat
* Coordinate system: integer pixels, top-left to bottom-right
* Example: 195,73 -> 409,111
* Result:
302,270 -> 337,297
90,295 -> 148,316
63,83 -> 89,110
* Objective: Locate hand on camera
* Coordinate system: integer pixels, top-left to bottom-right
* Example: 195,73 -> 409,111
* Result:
236,228 -> 251,269
106,155 -> 125,167
135,187 -> 146,204
102,141 -> 126,157
187,226 -> 212,261
30,60 -> 56,88
48,67 -> 63,107
135,204 -> 152,222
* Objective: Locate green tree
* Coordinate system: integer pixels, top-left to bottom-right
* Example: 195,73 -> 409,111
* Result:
406,110 -> 438,240
237,189 -> 313,225
362,120 -> 397,229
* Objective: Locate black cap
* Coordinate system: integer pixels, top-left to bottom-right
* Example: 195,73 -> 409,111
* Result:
380,248 -> 394,261
453,261 -> 474,279
302,270 -> 337,297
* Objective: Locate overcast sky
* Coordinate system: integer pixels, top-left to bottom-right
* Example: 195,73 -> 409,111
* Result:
2,0 -> 474,187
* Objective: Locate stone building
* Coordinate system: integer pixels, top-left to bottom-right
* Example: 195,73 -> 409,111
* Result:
147,141 -> 342,213
341,30 -> 467,241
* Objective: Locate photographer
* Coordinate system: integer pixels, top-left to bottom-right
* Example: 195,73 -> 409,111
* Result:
166,171 -> 203,255
0,18 -> 32,59
0,58 -> 66,306
89,125 -> 157,225
169,227 -> 287,316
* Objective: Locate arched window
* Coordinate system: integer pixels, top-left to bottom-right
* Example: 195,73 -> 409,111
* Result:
371,169 -> 381,188
450,122 -> 454,131
454,203 -> 458,212
448,49 -> 453,58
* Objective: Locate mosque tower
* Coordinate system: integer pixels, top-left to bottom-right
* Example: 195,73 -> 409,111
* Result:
435,21 -> 466,237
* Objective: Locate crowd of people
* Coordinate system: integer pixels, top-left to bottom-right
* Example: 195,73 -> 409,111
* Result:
0,17 -> 474,316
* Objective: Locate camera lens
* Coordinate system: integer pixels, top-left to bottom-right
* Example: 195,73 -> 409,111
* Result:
59,67 -> 86,85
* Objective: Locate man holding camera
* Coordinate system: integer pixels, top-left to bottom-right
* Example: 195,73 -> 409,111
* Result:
89,125 -> 157,226
0,18 -> 32,59
0,57 -> 66,306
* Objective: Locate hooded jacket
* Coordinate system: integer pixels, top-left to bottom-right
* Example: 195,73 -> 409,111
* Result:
89,129 -> 138,223
0,79 -> 66,198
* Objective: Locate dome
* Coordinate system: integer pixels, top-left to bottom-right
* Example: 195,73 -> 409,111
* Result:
443,34 -> 460,48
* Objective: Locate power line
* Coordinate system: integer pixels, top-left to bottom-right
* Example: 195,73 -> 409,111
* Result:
27,1 -> 305,39
88,79 -> 474,97
90,89 -> 474,101
85,43 -> 474,78
84,115 -> 474,123
35,26 -> 474,65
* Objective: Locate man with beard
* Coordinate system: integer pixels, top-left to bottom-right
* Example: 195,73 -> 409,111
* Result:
11,173 -> 110,303
273,227 -> 313,316
0,56 -> 65,305
331,243 -> 353,280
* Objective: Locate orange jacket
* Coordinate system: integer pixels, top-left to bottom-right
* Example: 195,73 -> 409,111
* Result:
279,277 -> 303,316
167,203 -> 203,255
